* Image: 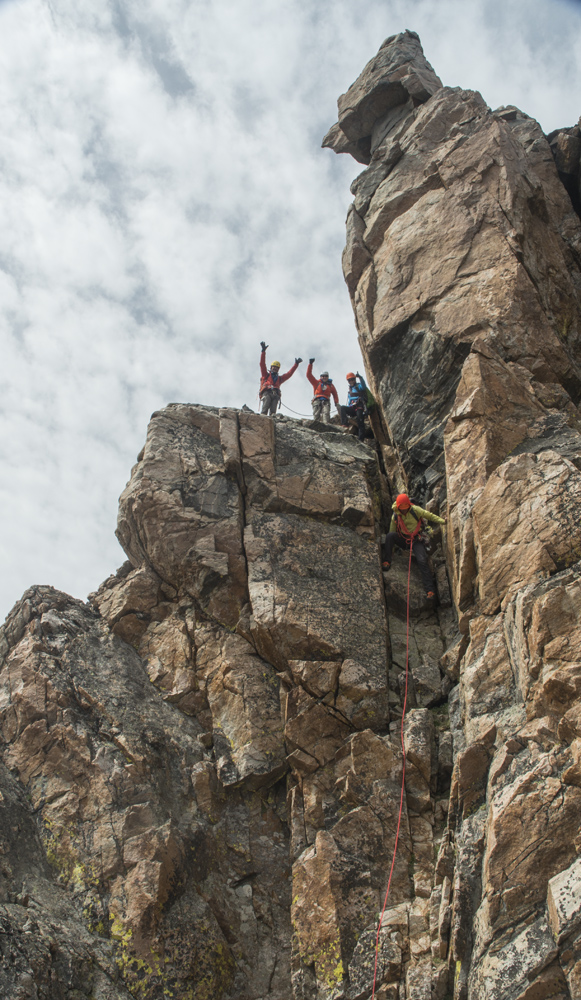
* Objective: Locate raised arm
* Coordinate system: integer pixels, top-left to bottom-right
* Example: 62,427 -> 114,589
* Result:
260,343 -> 268,379
279,358 -> 302,384
306,361 -> 318,390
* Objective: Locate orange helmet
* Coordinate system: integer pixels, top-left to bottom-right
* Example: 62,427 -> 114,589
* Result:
346,372 -> 356,380
396,493 -> 411,509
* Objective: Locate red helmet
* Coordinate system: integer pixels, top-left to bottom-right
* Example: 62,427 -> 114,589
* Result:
346,372 -> 356,380
396,493 -> 411,509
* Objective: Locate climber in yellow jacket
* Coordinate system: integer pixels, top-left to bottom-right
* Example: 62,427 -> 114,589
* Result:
382,493 -> 446,599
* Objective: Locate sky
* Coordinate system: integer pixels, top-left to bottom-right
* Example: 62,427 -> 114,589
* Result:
1,0 -> 581,621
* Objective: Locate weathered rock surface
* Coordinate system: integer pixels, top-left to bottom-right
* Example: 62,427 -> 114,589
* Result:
334,32 -> 581,507
549,119 -> 581,218
4,27 -> 581,1000
1,406 -> 407,998
323,30 -> 442,165
322,27 -> 581,1000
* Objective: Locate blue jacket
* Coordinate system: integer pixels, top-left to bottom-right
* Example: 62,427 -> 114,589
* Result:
346,375 -> 367,407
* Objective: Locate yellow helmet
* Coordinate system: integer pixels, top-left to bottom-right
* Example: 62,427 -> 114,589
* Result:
271,361 -> 281,368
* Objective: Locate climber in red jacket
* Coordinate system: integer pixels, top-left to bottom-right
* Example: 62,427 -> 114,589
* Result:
259,342 -> 302,416
306,359 -> 340,423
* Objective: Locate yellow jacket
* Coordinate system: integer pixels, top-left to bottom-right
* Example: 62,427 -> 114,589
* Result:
389,503 -> 445,535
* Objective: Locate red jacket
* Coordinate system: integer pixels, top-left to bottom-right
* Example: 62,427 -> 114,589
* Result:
306,363 -> 339,405
259,351 -> 298,395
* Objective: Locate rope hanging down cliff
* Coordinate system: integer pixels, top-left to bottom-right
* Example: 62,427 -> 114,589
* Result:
371,536 -> 413,999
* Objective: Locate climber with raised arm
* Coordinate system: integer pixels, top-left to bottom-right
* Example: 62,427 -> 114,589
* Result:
340,371 -> 368,441
306,359 -> 340,423
382,493 -> 446,600
259,342 -> 302,416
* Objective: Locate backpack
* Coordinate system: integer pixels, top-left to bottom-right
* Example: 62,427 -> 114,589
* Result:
365,387 -> 376,410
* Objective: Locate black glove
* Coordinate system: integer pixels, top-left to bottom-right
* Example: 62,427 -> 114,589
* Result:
260,341 -> 268,351
295,357 -> 303,364
309,357 -> 315,364
355,371 -> 360,378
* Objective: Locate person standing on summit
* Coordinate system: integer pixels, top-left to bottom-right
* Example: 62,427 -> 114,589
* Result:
340,371 -> 368,441
259,342 -> 302,416
306,359 -> 340,423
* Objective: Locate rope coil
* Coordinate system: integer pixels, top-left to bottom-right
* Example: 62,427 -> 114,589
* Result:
371,539 -> 413,998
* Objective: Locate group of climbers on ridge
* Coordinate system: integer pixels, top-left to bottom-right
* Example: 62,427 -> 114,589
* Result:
382,494 -> 446,600
258,345 -> 446,602
259,343 -> 370,441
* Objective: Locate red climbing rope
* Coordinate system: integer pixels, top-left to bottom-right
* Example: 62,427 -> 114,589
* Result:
371,538 -> 413,998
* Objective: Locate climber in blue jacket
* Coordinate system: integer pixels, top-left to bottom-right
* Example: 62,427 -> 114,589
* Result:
340,371 -> 368,441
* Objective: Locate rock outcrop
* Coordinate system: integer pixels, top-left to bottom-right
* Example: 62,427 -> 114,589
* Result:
324,28 -> 581,1000
1,408 -> 410,999
2,27 -> 581,1000
549,120 -> 581,220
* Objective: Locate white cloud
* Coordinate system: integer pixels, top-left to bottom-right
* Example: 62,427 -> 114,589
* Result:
1,0 -> 580,618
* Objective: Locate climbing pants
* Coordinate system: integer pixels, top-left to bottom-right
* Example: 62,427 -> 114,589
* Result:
312,398 -> 331,423
383,533 -> 435,594
260,389 -> 280,416
340,404 -> 366,441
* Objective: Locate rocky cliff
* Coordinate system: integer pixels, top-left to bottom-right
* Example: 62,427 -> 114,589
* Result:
2,29 -> 581,1000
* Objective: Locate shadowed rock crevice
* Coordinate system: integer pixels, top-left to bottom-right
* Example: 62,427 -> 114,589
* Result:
548,120 -> 581,221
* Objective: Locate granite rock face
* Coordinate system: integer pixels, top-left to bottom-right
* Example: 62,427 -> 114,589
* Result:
549,119 -> 581,219
324,28 -> 581,1000
2,28 -> 581,1000
1,408 -> 413,999
335,34 -> 581,504
322,29 -> 442,165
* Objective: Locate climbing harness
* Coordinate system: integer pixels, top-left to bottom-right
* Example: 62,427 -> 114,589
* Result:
260,373 -> 281,393
395,509 -> 423,542
256,390 -> 280,415
371,537 -> 413,999
394,504 -> 438,549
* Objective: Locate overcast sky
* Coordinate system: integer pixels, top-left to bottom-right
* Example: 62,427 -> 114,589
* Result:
1,0 -> 581,620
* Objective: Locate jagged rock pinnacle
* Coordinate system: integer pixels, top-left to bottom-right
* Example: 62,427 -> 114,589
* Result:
322,30 -> 442,163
